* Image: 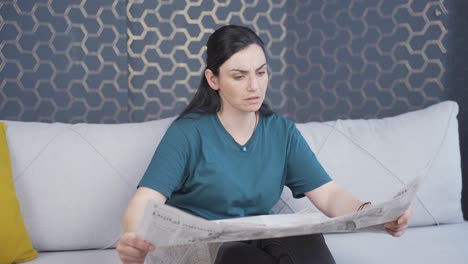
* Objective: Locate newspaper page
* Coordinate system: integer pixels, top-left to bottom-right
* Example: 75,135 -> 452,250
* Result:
140,176 -> 421,264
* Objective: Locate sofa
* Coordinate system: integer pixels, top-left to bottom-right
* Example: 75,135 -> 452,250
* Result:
1,100 -> 466,264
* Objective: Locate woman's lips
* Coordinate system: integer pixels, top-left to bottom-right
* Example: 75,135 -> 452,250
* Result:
245,96 -> 261,104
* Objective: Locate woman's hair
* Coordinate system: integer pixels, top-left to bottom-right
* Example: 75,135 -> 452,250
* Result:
176,25 -> 273,120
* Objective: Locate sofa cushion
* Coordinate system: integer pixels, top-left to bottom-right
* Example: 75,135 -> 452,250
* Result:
4,117 -> 175,251
27,249 -> 119,264
273,101 -> 464,226
324,222 -> 468,264
0,122 -> 38,263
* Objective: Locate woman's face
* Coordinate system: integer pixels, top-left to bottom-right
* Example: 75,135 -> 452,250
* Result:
207,44 -> 268,114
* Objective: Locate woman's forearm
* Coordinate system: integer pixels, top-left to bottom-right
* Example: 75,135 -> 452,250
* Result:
306,181 -> 370,217
326,185 -> 367,217
123,187 -> 167,232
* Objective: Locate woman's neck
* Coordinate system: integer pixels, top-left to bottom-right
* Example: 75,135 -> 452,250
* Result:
217,109 -> 258,145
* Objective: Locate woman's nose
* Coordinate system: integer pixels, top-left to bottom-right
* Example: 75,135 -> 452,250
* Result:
247,75 -> 259,91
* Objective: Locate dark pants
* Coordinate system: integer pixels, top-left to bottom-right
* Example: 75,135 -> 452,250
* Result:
214,234 -> 336,264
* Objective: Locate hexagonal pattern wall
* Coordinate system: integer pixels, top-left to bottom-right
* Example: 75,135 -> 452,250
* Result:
127,0 -> 454,122
0,0 -> 459,123
126,0 -> 290,121
0,0 -> 128,123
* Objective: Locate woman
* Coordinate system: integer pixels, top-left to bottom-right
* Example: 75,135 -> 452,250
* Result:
117,25 -> 412,264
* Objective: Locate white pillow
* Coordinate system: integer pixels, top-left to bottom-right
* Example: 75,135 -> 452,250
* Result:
5,117 -> 175,251
273,101 -> 464,226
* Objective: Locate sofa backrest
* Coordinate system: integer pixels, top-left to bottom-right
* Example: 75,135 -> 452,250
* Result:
5,101 -> 464,252
273,101 -> 465,227
5,117 -> 174,251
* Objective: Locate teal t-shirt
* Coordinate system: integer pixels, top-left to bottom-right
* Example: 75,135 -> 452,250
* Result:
139,113 -> 332,220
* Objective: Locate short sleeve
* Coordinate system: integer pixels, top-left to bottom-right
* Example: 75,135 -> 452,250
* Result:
138,124 -> 189,198
285,125 -> 332,198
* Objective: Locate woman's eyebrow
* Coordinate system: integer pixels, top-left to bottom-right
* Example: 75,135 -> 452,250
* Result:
256,63 -> 267,71
229,63 -> 267,73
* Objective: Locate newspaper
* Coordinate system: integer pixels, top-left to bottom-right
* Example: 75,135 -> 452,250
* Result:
139,176 -> 421,264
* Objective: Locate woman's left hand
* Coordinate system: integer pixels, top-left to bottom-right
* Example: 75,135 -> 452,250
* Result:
384,208 -> 413,237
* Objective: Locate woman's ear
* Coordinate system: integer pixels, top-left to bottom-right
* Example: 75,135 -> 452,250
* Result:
205,69 -> 219,91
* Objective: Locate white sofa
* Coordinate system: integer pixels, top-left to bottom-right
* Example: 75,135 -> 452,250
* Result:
4,100 -> 467,263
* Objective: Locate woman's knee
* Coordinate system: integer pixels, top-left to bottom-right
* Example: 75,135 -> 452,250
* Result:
258,234 -> 335,264
215,241 -> 275,264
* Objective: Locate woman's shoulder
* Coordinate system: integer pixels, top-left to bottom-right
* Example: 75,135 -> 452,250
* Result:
170,113 -> 213,131
263,113 -> 296,129
162,113 -> 212,144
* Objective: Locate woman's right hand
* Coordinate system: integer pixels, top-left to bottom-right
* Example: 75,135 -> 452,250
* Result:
117,232 -> 155,264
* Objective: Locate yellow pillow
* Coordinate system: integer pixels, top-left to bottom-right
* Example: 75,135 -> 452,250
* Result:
0,122 -> 38,263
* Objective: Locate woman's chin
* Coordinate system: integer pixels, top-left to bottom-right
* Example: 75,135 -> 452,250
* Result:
243,105 -> 262,113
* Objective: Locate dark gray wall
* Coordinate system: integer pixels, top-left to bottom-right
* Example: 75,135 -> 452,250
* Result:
0,0 -> 466,218
446,0 -> 468,219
